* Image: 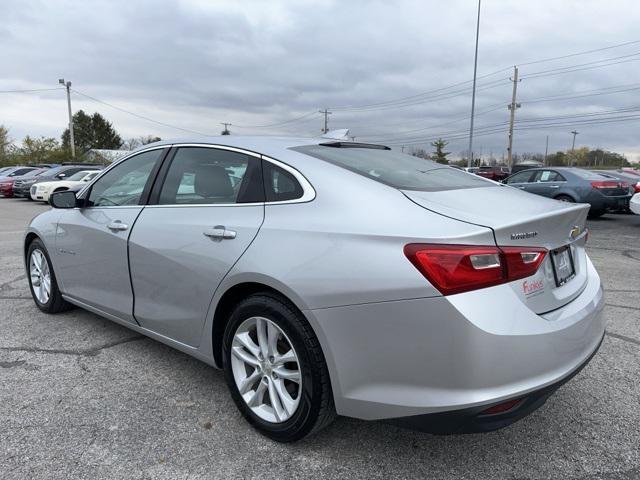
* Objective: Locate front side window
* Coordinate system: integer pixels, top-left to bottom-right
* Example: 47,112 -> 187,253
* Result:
158,147 -> 262,205
87,149 -> 162,207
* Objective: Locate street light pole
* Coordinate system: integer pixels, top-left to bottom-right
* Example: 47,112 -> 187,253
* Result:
467,0 -> 481,168
59,78 -> 75,159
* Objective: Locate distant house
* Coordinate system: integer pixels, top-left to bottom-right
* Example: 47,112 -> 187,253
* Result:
86,149 -> 128,164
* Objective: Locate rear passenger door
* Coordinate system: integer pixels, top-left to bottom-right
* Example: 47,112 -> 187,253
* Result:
128,146 -> 265,346
527,170 -> 566,198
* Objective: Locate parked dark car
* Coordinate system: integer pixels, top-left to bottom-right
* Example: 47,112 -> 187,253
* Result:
504,167 -> 631,217
594,170 -> 640,194
0,168 -> 47,197
15,164 -> 102,199
476,165 -> 511,181
0,166 -> 40,181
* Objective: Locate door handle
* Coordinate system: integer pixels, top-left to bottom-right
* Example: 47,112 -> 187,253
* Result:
203,225 -> 237,240
107,220 -> 129,231
549,185 -> 560,189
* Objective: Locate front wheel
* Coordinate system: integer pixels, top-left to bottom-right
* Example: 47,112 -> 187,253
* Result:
27,239 -> 72,313
222,293 -> 335,442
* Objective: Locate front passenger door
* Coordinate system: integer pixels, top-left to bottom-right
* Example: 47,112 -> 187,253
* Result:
54,148 -> 165,322
128,146 -> 265,346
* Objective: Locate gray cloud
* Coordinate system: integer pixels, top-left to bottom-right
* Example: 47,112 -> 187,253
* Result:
1,0 -> 639,161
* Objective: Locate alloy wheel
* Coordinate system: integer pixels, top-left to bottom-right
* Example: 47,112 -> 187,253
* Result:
29,249 -> 51,304
230,316 -> 302,423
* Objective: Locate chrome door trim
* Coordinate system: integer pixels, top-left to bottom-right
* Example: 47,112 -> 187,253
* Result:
145,142 -> 316,206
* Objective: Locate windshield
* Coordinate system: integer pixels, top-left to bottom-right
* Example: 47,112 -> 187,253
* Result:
292,145 -> 492,191
67,171 -> 92,181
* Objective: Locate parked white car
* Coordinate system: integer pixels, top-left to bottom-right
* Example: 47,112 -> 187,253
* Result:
630,193 -> 640,215
30,170 -> 101,202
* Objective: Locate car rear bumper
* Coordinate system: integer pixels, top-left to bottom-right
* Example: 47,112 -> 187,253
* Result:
307,255 -> 605,423
388,331 -> 603,434
587,191 -> 631,211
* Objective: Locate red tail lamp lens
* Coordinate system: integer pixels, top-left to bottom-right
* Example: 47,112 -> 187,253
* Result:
404,244 -> 547,296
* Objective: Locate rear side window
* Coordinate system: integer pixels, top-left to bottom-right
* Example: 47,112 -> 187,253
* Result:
158,147 -> 263,205
263,162 -> 304,202
292,145 -> 491,191
532,170 -> 565,182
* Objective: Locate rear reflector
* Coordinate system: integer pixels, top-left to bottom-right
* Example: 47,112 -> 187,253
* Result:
404,244 -> 547,295
479,398 -> 522,416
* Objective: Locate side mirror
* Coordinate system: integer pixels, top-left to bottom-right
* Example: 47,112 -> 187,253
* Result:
57,173 -> 66,179
50,190 -> 78,209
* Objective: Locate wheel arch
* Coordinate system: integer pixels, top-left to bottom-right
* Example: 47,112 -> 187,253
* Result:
211,281 -> 307,368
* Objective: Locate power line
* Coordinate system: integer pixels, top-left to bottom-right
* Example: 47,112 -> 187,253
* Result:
521,51 -> 640,79
71,88 -> 212,136
232,110 -> 320,129
0,87 -> 64,93
518,39 -> 640,66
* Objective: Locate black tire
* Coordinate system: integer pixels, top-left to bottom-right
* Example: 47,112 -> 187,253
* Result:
26,238 -> 72,314
588,209 -> 605,218
222,293 -> 336,442
554,194 -> 575,203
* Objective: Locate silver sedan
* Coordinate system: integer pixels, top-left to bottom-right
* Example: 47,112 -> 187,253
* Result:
25,137 -> 605,442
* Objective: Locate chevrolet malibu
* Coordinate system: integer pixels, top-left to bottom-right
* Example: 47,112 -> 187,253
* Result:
25,137 -> 605,442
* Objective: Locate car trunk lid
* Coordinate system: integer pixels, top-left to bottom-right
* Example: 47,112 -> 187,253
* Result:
403,185 -> 590,313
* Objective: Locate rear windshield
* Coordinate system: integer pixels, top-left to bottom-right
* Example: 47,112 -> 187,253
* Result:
571,169 -> 610,180
292,145 -> 492,191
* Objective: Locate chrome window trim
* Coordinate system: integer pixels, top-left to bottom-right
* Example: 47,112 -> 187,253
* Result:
146,143 -> 316,208
75,143 -> 316,208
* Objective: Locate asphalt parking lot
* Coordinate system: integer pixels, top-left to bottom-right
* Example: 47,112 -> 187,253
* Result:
1,198 -> 639,480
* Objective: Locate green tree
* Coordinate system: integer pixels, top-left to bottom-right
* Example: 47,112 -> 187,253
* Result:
62,110 -> 123,153
430,138 -> 450,164
0,125 -> 11,165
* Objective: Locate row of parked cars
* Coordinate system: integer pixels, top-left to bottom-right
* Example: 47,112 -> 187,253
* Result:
0,163 -> 104,202
455,164 -> 640,218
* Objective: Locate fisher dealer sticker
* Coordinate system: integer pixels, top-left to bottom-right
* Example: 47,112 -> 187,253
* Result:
522,278 -> 544,297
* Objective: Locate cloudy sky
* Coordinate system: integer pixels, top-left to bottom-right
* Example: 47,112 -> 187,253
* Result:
2,0 -> 640,161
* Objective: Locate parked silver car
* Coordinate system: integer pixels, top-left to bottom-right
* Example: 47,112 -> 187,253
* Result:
25,137 -> 605,441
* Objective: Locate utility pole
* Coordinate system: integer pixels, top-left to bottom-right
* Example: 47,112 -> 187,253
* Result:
59,78 -> 75,159
544,135 -> 549,166
319,109 -> 332,134
220,123 -> 232,135
506,66 -> 521,168
570,130 -> 579,151
467,0 -> 482,168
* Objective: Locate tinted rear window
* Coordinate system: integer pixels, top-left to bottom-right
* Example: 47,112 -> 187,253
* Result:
571,169 -> 610,180
292,145 -> 491,191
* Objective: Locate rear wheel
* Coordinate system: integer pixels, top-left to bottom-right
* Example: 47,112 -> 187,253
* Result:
222,293 -> 335,442
554,194 -> 575,203
27,239 -> 72,313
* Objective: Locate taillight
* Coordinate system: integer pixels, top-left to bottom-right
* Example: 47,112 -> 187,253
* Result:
590,180 -> 619,189
634,182 -> 640,194
404,244 -> 547,295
